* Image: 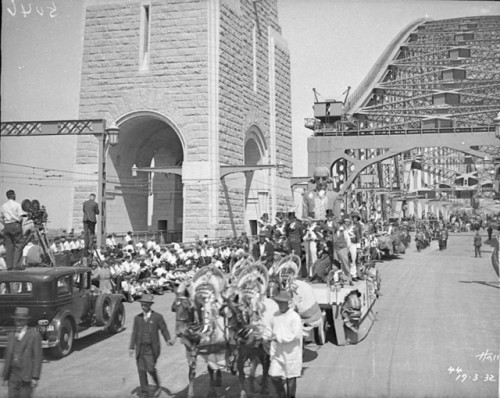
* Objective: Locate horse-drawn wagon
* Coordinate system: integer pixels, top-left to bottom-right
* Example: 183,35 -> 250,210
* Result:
311,271 -> 380,345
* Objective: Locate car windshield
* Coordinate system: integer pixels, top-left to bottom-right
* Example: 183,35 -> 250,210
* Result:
0,281 -> 33,295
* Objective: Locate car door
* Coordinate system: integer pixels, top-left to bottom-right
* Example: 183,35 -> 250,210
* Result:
70,272 -> 86,323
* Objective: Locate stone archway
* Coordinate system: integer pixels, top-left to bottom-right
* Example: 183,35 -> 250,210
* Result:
244,126 -> 268,236
106,111 -> 185,240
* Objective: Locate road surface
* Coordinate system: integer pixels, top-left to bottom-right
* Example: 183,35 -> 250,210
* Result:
1,232 -> 498,398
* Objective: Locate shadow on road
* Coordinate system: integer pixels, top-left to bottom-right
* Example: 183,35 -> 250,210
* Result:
459,280 -> 500,289
148,369 -> 273,398
71,328 -> 128,354
302,346 -> 319,363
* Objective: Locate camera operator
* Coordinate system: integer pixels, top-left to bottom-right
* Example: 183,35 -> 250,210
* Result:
82,193 -> 100,254
0,190 -> 26,270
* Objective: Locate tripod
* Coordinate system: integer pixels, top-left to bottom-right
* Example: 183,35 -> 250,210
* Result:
23,224 -> 56,267
80,239 -> 102,267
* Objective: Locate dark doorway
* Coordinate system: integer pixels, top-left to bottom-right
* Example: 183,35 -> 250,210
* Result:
249,220 -> 257,238
158,220 -> 167,243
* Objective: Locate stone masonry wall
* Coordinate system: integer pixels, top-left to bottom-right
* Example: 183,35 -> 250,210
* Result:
75,0 -> 291,240
76,0 -> 210,232
216,0 -> 292,237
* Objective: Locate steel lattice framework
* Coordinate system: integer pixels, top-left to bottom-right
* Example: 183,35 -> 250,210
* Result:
306,15 -> 500,218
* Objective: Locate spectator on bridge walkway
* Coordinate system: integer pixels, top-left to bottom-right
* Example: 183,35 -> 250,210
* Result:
487,225 -> 493,241
252,230 -> 275,269
269,290 -> 302,398
474,232 -> 482,258
2,307 -> 43,398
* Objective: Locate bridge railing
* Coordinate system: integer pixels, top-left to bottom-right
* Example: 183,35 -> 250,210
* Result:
309,123 -> 495,137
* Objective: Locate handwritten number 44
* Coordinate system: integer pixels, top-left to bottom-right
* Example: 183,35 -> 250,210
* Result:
7,0 -> 57,18
448,366 -> 463,374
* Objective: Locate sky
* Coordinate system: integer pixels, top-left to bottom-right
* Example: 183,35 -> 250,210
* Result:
277,0 -> 500,176
2,0 -> 500,177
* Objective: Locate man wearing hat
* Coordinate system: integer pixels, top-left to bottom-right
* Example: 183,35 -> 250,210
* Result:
285,212 -> 304,261
252,230 -> 275,269
2,307 -> 43,398
346,211 -> 365,281
129,294 -> 174,398
269,290 -> 302,398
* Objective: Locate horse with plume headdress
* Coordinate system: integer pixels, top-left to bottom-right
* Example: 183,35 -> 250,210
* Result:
172,265 -> 235,398
224,260 -> 278,397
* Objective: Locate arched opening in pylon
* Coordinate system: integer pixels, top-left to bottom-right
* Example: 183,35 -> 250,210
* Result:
244,126 -> 268,236
106,111 -> 185,242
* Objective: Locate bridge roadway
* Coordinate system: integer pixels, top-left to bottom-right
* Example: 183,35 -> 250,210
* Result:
6,233 -> 499,398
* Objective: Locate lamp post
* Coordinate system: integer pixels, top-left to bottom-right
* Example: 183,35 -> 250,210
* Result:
98,123 -> 120,247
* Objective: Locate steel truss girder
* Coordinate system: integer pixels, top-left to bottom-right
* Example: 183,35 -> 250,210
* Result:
0,120 -> 106,136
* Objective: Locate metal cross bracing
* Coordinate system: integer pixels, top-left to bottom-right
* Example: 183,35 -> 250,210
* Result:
306,15 -> 500,216
0,120 -> 105,137
355,17 -> 500,130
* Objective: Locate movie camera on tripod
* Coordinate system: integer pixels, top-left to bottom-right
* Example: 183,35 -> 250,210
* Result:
21,199 -> 55,267
21,199 -> 48,230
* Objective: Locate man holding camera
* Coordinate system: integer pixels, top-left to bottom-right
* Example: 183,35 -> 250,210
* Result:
82,193 -> 100,254
0,190 -> 26,270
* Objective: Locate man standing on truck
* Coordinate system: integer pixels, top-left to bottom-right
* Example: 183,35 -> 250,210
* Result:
2,307 -> 43,398
0,190 -> 26,270
82,193 -> 100,255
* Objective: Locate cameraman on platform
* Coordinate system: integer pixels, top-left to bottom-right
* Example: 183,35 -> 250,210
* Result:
0,190 -> 26,270
83,193 -> 100,255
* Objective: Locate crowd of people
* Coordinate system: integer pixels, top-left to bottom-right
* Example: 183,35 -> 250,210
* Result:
2,180 -> 499,398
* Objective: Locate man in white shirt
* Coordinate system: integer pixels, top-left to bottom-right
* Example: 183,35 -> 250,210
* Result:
269,290 -> 302,398
0,190 -> 26,270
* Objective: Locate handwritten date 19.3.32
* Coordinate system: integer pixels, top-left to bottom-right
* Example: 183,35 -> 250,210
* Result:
448,367 -> 496,383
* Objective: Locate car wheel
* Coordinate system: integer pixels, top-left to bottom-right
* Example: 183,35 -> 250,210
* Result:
51,318 -> 74,358
108,302 -> 125,334
95,294 -> 112,326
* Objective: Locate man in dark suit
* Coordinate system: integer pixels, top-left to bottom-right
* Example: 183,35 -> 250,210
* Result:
82,193 -> 100,253
2,307 -> 43,398
252,230 -> 275,269
129,294 -> 174,398
285,212 -> 304,258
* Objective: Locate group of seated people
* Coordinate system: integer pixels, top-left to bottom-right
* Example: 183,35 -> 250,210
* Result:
86,233 -> 253,301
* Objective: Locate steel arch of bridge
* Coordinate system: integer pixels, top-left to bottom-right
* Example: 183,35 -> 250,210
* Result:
307,15 -> 500,216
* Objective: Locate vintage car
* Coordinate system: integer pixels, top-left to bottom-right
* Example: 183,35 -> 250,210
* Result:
0,266 -> 125,358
